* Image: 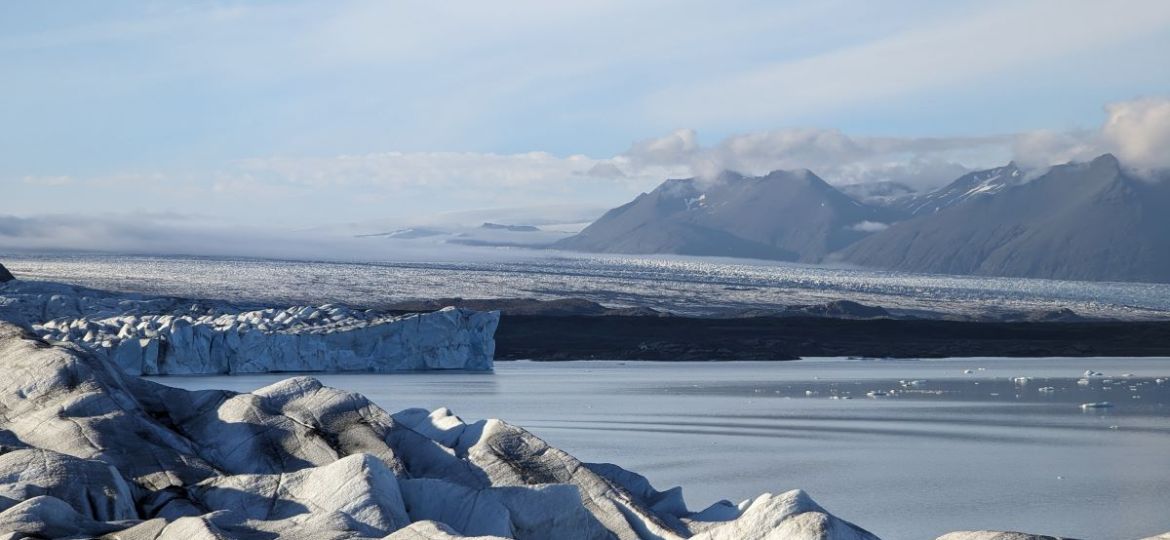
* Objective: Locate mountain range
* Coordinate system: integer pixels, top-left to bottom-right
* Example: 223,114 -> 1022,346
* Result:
556,169 -> 897,262
555,154 -> 1170,283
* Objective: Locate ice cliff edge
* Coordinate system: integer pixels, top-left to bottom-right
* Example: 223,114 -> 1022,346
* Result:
0,278 -> 498,374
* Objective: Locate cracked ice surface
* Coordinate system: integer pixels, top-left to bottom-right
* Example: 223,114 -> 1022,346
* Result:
0,279 -> 498,375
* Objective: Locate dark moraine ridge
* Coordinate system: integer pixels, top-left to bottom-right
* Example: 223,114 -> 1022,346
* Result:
493,316 -> 1170,360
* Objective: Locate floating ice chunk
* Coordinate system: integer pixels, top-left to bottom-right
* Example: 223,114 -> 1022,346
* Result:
1080,402 -> 1114,410
1012,377 -> 1032,385
1038,387 -> 1055,393
963,369 -> 974,374
1084,370 -> 1104,377
1076,378 -> 1091,386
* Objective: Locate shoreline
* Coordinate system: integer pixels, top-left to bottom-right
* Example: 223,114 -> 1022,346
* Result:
492,315 -> 1170,361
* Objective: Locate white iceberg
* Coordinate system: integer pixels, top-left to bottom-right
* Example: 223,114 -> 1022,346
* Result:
1080,402 -> 1114,410
0,321 -> 878,539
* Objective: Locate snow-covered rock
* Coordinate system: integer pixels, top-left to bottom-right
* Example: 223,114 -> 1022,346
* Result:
936,532 -> 1072,540
0,496 -> 125,539
0,448 -> 137,521
189,453 -> 411,537
0,321 -> 881,539
690,490 -> 878,540
0,279 -> 498,374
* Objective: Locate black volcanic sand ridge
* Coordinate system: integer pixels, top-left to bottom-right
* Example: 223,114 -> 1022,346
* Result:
492,315 -> 1170,360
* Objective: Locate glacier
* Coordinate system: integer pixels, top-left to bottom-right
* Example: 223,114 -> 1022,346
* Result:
0,278 -> 498,375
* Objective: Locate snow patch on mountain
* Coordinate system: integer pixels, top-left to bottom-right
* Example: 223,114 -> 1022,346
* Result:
903,164 -> 1023,216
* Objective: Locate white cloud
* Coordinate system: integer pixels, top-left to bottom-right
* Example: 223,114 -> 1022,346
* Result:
234,151 -> 592,190
622,127 -> 1009,189
1103,97 -> 1170,170
1010,97 -> 1170,171
621,96 -> 1170,189
850,221 -> 890,233
623,129 -> 700,168
1010,130 -> 1102,169
578,162 -> 626,179
0,212 -> 545,263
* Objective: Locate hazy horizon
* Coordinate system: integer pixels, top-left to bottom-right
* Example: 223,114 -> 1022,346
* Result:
4,1 -> 1170,255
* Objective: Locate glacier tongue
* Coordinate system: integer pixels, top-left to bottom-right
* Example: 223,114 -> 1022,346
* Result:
0,279 -> 498,374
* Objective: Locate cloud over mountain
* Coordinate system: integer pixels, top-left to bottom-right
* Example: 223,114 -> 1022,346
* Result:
1104,97 -> 1170,170
620,97 -> 1170,190
1009,96 -> 1170,172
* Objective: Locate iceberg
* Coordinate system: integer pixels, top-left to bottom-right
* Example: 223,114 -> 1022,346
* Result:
1080,401 -> 1114,410
937,533 -> 1072,540
0,321 -> 879,539
0,279 -> 498,374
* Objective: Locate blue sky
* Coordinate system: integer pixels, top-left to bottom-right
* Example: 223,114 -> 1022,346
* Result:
3,0 -> 1170,236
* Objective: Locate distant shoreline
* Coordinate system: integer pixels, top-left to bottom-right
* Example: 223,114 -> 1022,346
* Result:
492,315 -> 1170,361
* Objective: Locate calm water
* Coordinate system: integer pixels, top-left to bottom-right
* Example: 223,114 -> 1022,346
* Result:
155,358 -> 1170,540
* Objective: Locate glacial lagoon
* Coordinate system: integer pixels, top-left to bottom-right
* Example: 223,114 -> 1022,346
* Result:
156,357 -> 1170,540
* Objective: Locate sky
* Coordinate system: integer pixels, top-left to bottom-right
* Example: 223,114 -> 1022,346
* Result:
2,0 -> 1170,248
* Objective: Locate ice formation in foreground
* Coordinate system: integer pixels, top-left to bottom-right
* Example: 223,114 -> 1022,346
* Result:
0,325 -> 1163,539
0,279 -> 498,374
940,533 -> 1170,540
0,322 -> 880,539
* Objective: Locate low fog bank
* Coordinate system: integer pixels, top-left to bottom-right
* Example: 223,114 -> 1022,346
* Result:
0,212 -> 566,264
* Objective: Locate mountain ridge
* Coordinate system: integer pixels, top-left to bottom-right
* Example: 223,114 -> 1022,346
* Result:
555,168 -> 893,262
556,154 -> 1170,283
840,153 -> 1170,282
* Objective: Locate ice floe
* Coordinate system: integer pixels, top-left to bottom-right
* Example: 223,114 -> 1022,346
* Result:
1080,401 -> 1114,410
